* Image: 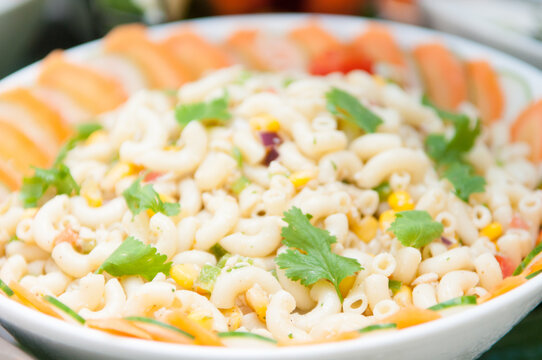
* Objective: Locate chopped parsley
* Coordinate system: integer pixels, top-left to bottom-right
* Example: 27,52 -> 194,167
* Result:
275,207 -> 362,301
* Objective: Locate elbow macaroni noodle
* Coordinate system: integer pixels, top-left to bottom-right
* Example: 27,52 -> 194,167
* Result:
0,67 -> 541,347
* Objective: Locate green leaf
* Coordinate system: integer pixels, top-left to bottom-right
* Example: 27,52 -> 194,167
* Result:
96,236 -> 172,281
326,87 -> 382,133
428,295 -> 477,311
388,280 -> 402,294
196,264 -> 221,293
20,163 -> 80,208
443,163 -> 486,202
275,207 -> 362,301
422,95 -> 469,123
43,295 -> 85,324
122,178 -> 180,217
55,123 -> 103,165
175,93 -> 231,127
513,242 -> 542,276
358,323 -> 397,333
388,210 -> 443,248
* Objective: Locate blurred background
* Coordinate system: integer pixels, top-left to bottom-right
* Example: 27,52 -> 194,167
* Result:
0,0 -> 541,359
1,0 -> 541,79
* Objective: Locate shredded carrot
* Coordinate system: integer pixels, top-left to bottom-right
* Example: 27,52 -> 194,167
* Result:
521,252 -> 542,277
380,306 -> 441,329
128,321 -> 194,345
479,276 -> 528,303
86,318 -> 153,340
278,331 -> 360,347
167,310 -> 223,346
8,281 -> 62,319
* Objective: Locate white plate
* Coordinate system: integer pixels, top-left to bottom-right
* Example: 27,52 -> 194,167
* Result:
1,13 -> 542,360
420,0 -> 542,68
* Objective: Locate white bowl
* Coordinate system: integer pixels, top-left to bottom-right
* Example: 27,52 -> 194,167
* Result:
1,13 -> 542,360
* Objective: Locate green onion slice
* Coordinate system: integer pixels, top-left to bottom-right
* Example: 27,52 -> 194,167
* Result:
217,331 -> 277,344
124,316 -> 194,339
0,278 -> 14,297
526,269 -> 542,280
428,295 -> 477,311
43,295 -> 85,324
513,242 -> 542,276
358,323 -> 397,333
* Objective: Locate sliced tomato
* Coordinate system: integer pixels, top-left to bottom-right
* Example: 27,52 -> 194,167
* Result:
289,21 -> 342,59
38,51 -> 127,115
0,88 -> 71,143
466,60 -> 504,124
509,215 -> 530,230
163,28 -> 232,79
510,99 -> 542,162
226,29 -> 305,71
351,23 -> 405,67
413,43 -> 467,111
104,24 -> 191,89
495,254 -> 516,278
309,47 -> 372,76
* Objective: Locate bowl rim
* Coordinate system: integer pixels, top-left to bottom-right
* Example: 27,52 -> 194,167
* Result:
1,12 -> 542,359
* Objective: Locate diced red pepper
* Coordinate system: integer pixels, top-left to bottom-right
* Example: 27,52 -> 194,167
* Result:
144,171 -> 163,183
496,254 -> 516,278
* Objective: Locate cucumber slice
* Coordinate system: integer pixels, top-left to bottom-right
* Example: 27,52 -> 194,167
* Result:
428,295 -> 477,311
514,242 -> 542,275
358,323 -> 397,333
0,278 -> 13,296
217,331 -> 277,344
498,70 -> 533,122
124,316 -> 194,339
526,269 -> 542,280
43,295 -> 85,324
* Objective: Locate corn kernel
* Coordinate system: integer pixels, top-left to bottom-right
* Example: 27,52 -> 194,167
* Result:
187,310 -> 214,330
289,171 -> 313,188
373,75 -> 387,87
164,145 -> 181,151
393,285 -> 412,307
221,306 -> 243,331
480,222 -> 503,242
81,180 -> 103,207
245,284 -> 269,323
388,191 -> 414,212
379,210 -> 396,232
351,216 -> 379,243
249,114 -> 280,132
339,275 -> 356,299
103,162 -> 137,189
170,264 -> 199,289
85,130 -> 107,145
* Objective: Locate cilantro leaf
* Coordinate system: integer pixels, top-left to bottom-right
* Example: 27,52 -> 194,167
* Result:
326,87 -> 382,133
422,95 -> 468,123
55,123 -> 103,165
122,178 -> 180,217
96,236 -> 172,281
275,207 -> 361,301
443,163 -> 486,202
388,210 -> 443,248
20,163 -> 79,208
175,93 -> 231,127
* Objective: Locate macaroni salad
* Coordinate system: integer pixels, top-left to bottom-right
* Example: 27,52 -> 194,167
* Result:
1,66 -> 542,347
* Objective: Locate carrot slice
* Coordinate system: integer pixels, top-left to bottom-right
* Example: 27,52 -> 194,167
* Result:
380,306 -> 441,329
129,321 -> 194,344
226,29 -> 304,71
0,160 -> 21,190
86,318 -> 153,340
351,23 -> 406,67
167,310 -> 224,346
163,28 -> 232,78
0,88 -> 71,142
8,281 -> 62,319
0,121 -> 51,174
289,21 -> 342,59
466,60 -> 504,124
104,24 -> 191,89
510,99 -> 542,162
38,51 -> 126,115
478,276 -> 527,303
413,43 -> 467,111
